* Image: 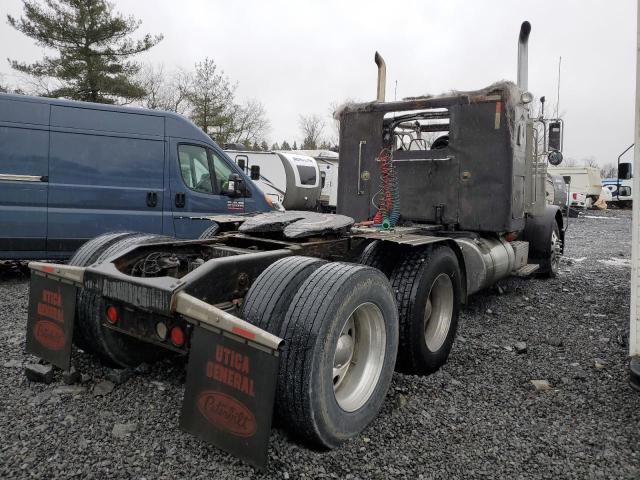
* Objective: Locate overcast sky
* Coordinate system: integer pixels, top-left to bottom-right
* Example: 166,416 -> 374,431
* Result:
0,0 -> 636,166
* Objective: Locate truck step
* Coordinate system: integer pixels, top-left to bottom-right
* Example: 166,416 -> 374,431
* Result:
514,263 -> 539,277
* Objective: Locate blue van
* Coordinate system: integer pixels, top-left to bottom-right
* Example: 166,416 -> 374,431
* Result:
0,93 -> 272,260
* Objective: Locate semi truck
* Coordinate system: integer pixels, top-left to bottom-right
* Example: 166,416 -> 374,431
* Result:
23,22 -> 565,469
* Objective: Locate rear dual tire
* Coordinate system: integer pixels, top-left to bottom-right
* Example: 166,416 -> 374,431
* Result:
70,232 -> 171,367
243,258 -> 398,448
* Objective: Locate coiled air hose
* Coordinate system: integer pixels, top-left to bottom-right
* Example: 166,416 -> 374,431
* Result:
373,149 -> 400,229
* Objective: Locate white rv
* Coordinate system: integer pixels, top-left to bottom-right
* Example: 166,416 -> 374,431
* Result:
224,150 -> 322,210
297,150 -> 339,212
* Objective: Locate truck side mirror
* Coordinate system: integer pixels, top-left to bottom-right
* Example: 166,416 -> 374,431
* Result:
237,158 -> 246,171
225,173 -> 243,197
619,162 -> 632,180
250,165 -> 260,180
548,120 -> 563,152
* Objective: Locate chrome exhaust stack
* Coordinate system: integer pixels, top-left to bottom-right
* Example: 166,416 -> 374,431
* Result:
517,21 -> 531,91
375,51 -> 386,102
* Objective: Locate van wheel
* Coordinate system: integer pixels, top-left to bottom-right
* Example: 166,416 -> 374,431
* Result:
277,262 -> 398,448
390,246 -> 461,375
198,222 -> 220,239
242,256 -> 325,334
76,233 -> 172,367
539,221 -> 561,278
68,232 -> 139,353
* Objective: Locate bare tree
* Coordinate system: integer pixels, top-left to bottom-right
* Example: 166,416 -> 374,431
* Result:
299,114 -> 325,149
600,162 -> 617,179
563,157 -> 577,167
583,156 -> 599,168
329,98 -> 356,148
134,59 -> 272,145
217,99 -> 270,146
137,64 -> 189,113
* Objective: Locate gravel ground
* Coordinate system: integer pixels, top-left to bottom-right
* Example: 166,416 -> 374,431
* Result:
1,209 -> 639,479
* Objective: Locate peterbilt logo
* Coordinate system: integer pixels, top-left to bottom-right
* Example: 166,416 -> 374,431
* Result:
197,390 -> 256,437
33,320 -> 65,351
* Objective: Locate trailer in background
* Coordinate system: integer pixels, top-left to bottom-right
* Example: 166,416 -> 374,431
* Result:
548,166 -> 603,208
297,149 -> 339,212
224,150 -> 322,210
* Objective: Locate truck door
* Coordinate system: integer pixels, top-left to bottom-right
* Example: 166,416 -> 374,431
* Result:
0,99 -> 49,256
170,141 -> 244,238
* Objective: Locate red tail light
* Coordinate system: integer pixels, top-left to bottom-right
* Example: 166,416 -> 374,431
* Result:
572,192 -> 577,200
105,306 -> 118,325
170,326 -> 185,347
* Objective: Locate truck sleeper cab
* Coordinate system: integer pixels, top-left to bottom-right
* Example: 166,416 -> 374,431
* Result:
0,93 -> 271,260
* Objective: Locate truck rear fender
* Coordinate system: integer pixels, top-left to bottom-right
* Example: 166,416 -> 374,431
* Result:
28,262 -> 86,286
523,205 -> 563,257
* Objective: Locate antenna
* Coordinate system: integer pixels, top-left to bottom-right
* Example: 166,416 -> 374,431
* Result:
555,56 -> 562,118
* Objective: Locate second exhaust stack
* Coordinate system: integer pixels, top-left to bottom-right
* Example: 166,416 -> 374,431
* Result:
375,51 -> 386,102
517,21 -> 531,91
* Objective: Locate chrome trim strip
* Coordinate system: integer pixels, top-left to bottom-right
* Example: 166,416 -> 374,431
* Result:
0,174 -> 43,182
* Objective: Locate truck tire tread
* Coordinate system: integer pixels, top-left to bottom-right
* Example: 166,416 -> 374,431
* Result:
242,256 -> 325,335
390,245 -> 461,374
277,262 -> 398,448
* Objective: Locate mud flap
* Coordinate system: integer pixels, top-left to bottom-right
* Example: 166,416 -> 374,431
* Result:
25,273 -> 76,370
180,325 -> 279,470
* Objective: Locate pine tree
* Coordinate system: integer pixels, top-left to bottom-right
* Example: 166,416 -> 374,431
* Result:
292,141 -> 298,150
260,140 -> 269,151
185,58 -> 235,136
7,0 -> 162,104
281,140 -> 291,150
252,141 -> 260,151
271,142 -> 280,150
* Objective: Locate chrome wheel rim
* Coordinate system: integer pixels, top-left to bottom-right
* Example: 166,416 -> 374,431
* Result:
424,273 -> 454,352
333,302 -> 386,412
550,229 -> 562,273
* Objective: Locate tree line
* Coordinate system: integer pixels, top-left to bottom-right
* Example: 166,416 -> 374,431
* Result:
3,0 -> 338,151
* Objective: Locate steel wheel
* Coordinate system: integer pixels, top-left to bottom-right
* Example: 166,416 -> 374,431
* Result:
550,228 -> 562,274
333,302 -> 386,412
424,273 -> 454,352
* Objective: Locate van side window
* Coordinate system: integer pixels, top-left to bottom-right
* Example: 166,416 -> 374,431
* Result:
210,150 -> 234,193
178,145 -> 213,194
